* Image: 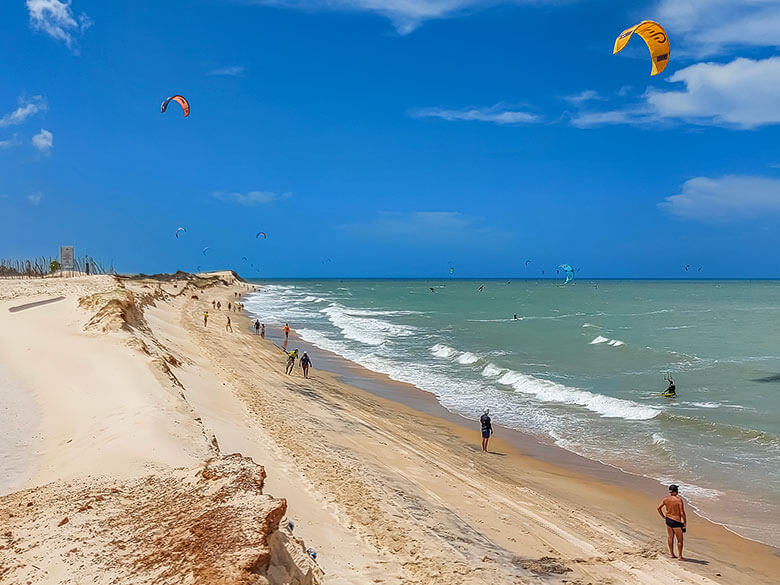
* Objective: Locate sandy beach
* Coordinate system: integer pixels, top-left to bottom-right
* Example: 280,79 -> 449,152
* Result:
1,272 -> 778,585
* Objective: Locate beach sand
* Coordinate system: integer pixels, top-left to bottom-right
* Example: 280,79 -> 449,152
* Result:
1,272 -> 778,584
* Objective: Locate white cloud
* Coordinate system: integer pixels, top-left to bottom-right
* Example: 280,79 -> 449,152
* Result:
659,175 -> 780,221
0,96 -> 47,128
655,0 -> 780,56
212,190 -> 292,206
571,57 -> 780,129
26,0 -> 92,53
411,103 -> 539,125
249,1 -> 570,34
0,134 -> 21,149
208,66 -> 247,76
645,57 -> 780,129
563,90 -> 606,104
28,192 -> 42,206
32,128 -> 53,153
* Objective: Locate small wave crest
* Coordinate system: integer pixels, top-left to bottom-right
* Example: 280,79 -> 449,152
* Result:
431,344 -> 458,358
482,363 -> 506,377
457,352 -> 481,365
590,336 -> 625,347
322,304 -> 416,346
493,369 -> 659,420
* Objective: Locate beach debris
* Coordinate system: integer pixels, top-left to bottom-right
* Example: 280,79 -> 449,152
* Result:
284,518 -> 295,532
160,94 -> 190,117
559,264 -> 575,285
175,226 -> 186,238
256,231 -> 267,239
613,20 -> 670,76
306,547 -> 317,560
515,556 -> 571,575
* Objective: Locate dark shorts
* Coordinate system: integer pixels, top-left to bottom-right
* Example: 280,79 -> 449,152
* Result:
481,430 -> 491,439
665,517 -> 684,529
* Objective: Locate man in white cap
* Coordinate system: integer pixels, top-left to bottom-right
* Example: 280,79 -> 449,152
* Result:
480,407 -> 493,452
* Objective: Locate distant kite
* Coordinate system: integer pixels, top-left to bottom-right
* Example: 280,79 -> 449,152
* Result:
613,20 -> 670,76
525,260 -> 531,267
161,95 -> 190,117
202,246 -> 210,256
175,227 -> 186,238
241,256 -> 248,262
256,231 -> 267,239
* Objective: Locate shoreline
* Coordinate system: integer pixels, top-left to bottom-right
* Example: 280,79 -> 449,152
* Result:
244,294 -> 780,552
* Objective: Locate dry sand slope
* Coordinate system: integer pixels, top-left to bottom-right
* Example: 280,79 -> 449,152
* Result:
1,272 -> 778,585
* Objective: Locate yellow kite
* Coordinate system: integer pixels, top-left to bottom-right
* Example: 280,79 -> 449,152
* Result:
613,20 -> 670,76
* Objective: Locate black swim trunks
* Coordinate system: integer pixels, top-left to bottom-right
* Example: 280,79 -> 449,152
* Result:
665,517 -> 685,529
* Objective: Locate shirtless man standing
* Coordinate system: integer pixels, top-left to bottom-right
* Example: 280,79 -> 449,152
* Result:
657,484 -> 686,559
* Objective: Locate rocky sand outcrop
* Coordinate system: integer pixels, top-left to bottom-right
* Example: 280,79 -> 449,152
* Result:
0,455 -> 322,585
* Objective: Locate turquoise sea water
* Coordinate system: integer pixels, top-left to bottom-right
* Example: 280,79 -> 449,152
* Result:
244,279 -> 780,546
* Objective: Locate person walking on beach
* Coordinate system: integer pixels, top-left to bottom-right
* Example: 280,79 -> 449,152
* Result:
228,302 -> 232,311
203,311 -> 208,326
255,319 -> 261,335
225,316 -> 233,333
212,300 -> 216,309
261,323 -> 265,338
217,301 -> 221,310
284,323 -> 291,339
285,349 -> 298,375
480,407 -> 493,452
657,484 -> 687,560
300,352 -> 312,378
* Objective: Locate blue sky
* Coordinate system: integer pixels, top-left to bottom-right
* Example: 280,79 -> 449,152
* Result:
1,0 -> 779,277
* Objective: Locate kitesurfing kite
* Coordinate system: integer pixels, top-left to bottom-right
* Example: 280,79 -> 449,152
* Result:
559,264 -> 575,285
202,247 -> 210,256
613,20 -> 670,76
241,256 -> 248,262
161,95 -> 190,117
525,260 -> 531,267
256,231 -> 267,239
450,266 -> 455,274
175,227 -> 186,238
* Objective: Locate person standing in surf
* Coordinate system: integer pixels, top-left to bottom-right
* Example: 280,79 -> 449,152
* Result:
657,484 -> 687,560
480,407 -> 493,452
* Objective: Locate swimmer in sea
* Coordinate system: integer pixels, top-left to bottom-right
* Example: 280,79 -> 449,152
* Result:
657,484 -> 687,559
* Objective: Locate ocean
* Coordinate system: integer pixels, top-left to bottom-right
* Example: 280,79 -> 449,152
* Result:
243,279 -> 780,546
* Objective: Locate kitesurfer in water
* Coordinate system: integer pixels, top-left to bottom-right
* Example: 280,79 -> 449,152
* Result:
663,376 -> 676,396
513,314 -> 519,320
